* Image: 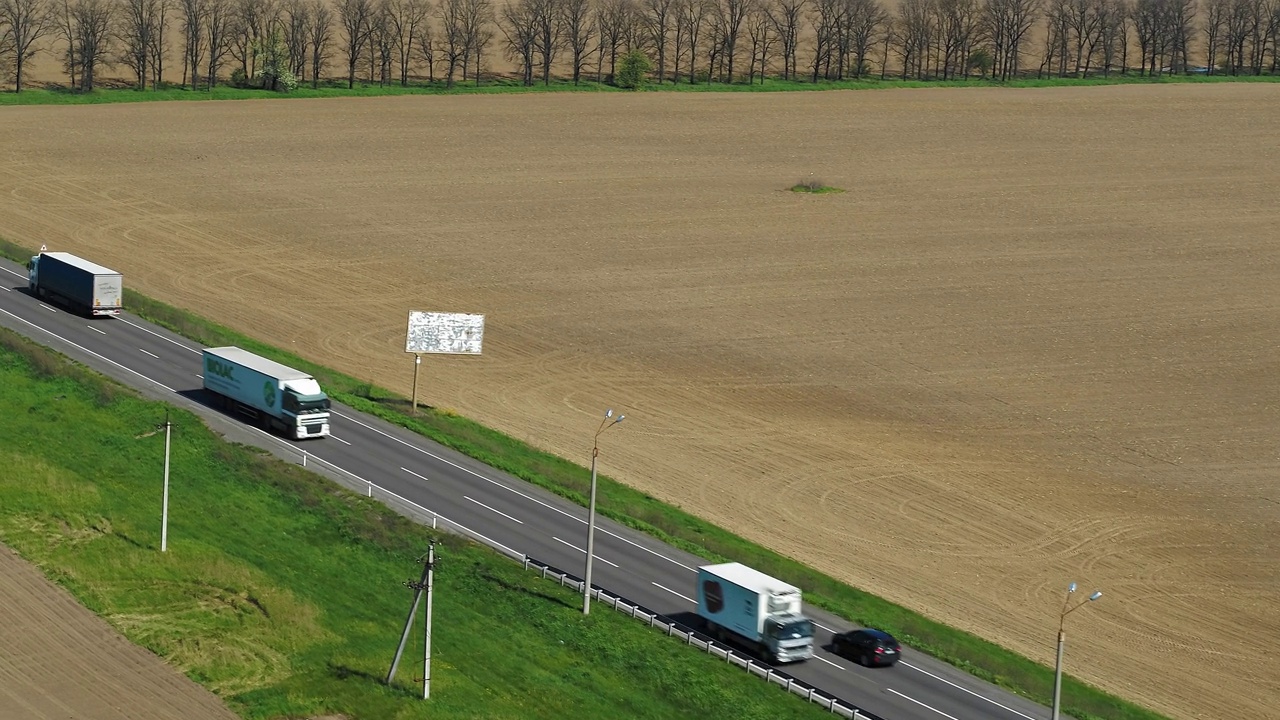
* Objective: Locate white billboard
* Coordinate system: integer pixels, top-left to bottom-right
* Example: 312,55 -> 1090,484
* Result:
406,311 -> 485,355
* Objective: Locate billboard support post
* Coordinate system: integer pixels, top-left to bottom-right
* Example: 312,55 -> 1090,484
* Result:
411,354 -> 422,414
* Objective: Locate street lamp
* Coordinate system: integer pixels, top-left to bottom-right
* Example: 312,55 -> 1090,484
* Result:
1052,582 -> 1103,720
583,408 -> 624,615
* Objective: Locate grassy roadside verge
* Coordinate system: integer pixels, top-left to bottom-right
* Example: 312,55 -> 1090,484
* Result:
0,72 -> 1276,105
0,324 -> 832,720
1,243 -> 1166,718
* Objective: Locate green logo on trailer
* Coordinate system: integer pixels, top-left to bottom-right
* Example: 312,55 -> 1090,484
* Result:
263,381 -> 276,407
206,357 -> 235,380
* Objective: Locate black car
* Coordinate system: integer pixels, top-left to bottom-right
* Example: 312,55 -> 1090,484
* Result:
831,628 -> 901,667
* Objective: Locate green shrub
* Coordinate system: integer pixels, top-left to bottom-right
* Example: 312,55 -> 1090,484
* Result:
615,50 -> 652,90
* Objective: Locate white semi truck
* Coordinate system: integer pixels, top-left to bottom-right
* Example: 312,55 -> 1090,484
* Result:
202,346 -> 331,440
696,562 -> 815,663
28,251 -> 123,317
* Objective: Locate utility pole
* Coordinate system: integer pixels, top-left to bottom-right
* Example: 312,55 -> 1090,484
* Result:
161,411 -> 172,552
422,541 -> 436,699
386,542 -> 438,700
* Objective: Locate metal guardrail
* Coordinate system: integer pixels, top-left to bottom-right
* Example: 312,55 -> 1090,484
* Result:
294,447 -> 884,719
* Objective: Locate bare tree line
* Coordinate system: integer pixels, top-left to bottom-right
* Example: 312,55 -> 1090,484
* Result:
3,0 -> 1276,92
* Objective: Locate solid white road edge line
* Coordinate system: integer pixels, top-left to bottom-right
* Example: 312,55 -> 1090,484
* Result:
0,267 -> 23,278
650,582 -> 694,603
0,309 -> 175,393
464,496 -> 524,524
338,408 -> 696,571
551,536 -> 619,567
900,661 -> 1038,720
116,317 -> 203,354
886,688 -> 962,720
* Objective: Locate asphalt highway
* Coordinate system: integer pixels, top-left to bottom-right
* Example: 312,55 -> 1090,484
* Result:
0,257 -> 1056,720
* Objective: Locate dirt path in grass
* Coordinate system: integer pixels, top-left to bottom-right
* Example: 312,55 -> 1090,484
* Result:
0,85 -> 1277,719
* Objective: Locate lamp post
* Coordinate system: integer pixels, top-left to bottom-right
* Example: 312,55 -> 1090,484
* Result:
583,408 -> 624,615
1052,582 -> 1103,720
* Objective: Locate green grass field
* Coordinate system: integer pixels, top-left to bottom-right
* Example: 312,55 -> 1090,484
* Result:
0,71 -> 1275,105
0,325 -> 838,720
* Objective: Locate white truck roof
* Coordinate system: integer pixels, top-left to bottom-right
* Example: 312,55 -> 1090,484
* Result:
205,346 -> 314,382
701,563 -> 801,595
42,251 -> 121,276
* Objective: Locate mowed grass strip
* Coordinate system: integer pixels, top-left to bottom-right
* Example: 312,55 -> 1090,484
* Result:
1,230 -> 1167,717
0,326 -> 831,720
0,72 -> 1275,105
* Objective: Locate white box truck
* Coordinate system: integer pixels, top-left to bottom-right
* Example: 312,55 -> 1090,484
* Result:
696,562 -> 814,663
28,251 -> 123,317
202,346 -> 331,440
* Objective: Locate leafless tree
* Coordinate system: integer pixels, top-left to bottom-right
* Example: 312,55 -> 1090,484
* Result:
641,0 -> 673,79
385,0 -> 427,84
982,0 -> 1039,79
149,0 -> 170,86
306,0 -> 330,84
594,0 -> 633,79
499,0 -> 535,82
436,0 -> 465,84
895,0 -> 932,77
337,0 -> 373,86
1130,0 -> 1163,74
673,0 -> 707,79
845,0 -> 886,76
936,0 -> 978,77
714,0 -> 748,79
1038,0 -> 1068,75
205,0 -> 234,87
57,0 -> 78,85
415,11 -> 434,78
116,0 -> 161,88
371,0 -> 395,82
281,0 -> 308,79
807,0 -> 838,79
530,0 -> 560,84
1165,0 -> 1195,72
178,0 -> 204,87
764,0 -> 801,77
1,0 -> 55,91
560,0 -> 592,82
744,0 -> 773,80
70,0 -> 112,89
1202,0 -> 1227,70
459,0 -> 490,83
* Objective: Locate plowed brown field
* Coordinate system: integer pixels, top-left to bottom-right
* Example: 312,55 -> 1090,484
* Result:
0,545 -> 239,719
1,84 -> 1277,720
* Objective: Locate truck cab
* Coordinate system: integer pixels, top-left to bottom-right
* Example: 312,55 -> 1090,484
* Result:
281,380 -> 331,439
763,614 -> 815,663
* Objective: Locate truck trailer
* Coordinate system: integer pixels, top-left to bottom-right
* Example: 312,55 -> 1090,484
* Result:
202,346 -> 331,440
696,562 -> 814,664
28,251 -> 123,317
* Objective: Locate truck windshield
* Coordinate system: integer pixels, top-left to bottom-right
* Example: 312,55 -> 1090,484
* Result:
769,620 -> 813,640
284,392 -> 330,414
